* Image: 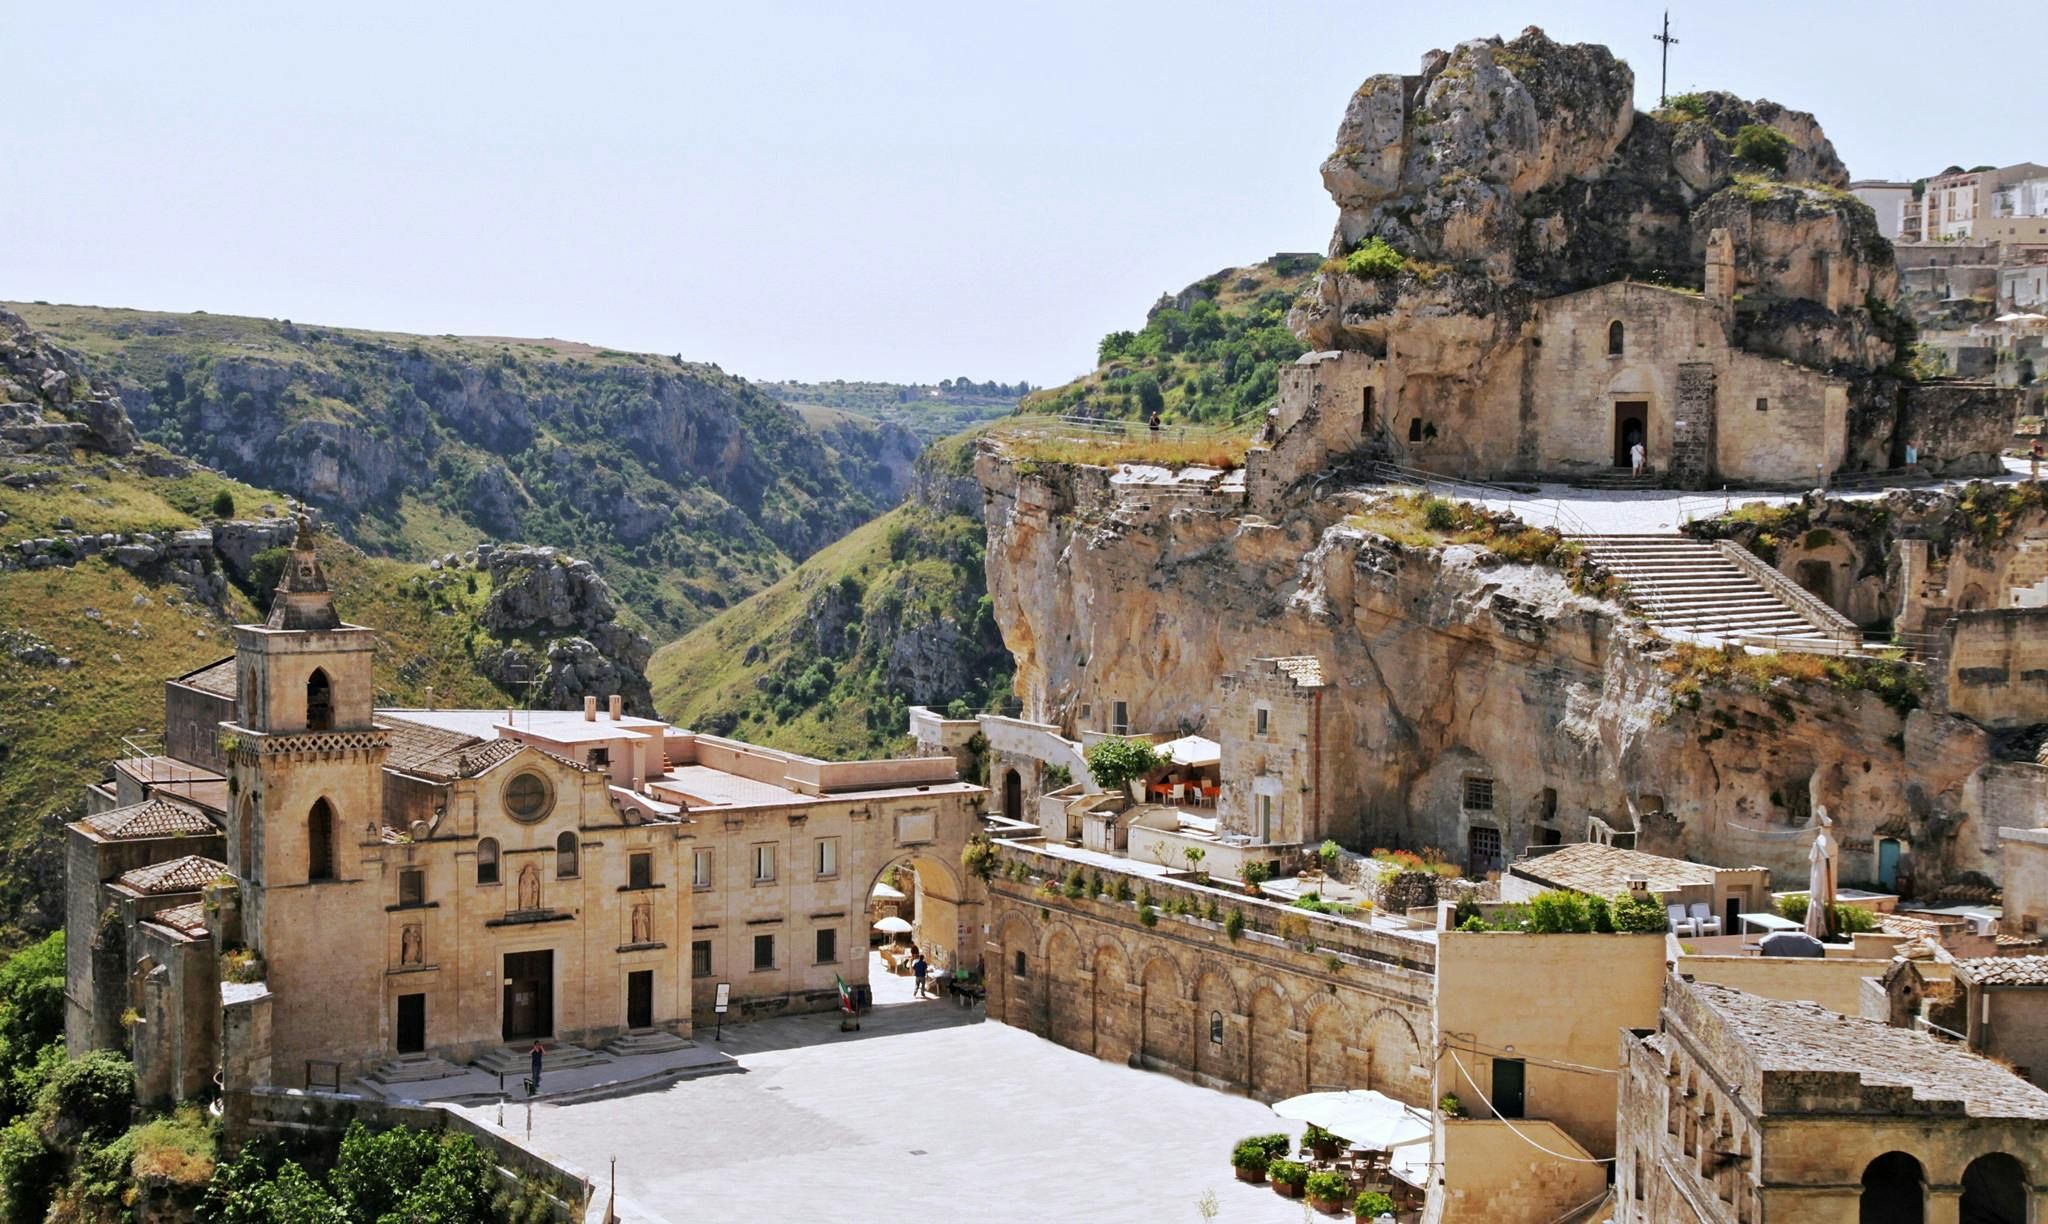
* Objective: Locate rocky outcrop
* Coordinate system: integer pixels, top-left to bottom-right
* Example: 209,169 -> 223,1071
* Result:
1,514 -> 298,610
473,545 -> 653,713
976,446 -> 2008,892
0,307 -> 139,455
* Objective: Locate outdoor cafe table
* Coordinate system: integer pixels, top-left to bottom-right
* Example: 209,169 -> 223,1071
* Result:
1737,911 -> 1801,947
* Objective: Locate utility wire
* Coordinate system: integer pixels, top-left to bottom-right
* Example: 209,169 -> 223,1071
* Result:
1443,1047 -> 1616,1165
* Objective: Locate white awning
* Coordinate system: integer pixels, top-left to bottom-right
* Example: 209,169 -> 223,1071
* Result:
1153,735 -> 1221,767
1271,1090 -> 1432,1151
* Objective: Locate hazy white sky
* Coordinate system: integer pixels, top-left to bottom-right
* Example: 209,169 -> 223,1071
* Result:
5,2 -> 2041,385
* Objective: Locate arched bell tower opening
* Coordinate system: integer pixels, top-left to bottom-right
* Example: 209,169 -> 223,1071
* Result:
305,669 -> 333,732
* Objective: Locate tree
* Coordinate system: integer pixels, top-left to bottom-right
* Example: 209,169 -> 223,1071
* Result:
1732,124 -> 1792,172
1133,374 -> 1165,418
1083,737 -> 1162,797
208,489 -> 236,519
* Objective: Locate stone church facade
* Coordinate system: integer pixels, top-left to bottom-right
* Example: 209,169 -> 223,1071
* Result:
66,523 -> 983,1097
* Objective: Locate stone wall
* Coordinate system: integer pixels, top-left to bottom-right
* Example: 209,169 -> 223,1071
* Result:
1901,381 -> 2021,477
982,848 -> 1434,1106
1438,1119 -> 1607,1223
1940,608 -> 2048,727
1675,954 -> 1890,1017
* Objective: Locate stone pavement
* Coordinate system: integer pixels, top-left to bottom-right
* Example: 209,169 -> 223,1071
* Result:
354,1042 -> 738,1107
491,1002 -> 1317,1223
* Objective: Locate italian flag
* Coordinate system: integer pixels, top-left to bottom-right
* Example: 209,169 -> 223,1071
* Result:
836,974 -> 853,1013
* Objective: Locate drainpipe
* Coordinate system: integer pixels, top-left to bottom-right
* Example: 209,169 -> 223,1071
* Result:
1309,689 -> 1322,841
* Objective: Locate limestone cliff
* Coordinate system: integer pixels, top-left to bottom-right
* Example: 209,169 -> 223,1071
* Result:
977,448 -> 2011,895
0,307 -> 138,456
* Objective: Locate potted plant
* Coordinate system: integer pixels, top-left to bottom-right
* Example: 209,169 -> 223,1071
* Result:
1305,1171 -> 1349,1215
1230,1139 -> 1272,1184
1240,860 -> 1272,897
1352,1189 -> 1395,1220
1300,1123 -> 1342,1162
1268,1159 -> 1309,1198
1439,1093 -> 1463,1119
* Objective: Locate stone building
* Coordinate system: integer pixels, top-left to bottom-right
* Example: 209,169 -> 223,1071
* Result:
1949,956 -> 2048,1088
66,522 -> 982,1096
1617,976 -> 2048,1223
1214,656 -> 1331,848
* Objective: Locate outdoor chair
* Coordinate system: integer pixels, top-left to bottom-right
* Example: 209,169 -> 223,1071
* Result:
1667,904 -> 1697,938
1687,902 -> 1723,937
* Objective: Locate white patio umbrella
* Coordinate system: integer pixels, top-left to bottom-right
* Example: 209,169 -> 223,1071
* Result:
1271,1090 -> 1431,1151
872,916 -> 914,934
1805,806 -> 1837,941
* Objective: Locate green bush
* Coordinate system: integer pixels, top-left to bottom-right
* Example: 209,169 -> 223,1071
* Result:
1457,914 -> 1492,932
1300,1123 -> 1338,1155
1317,839 -> 1342,872
1225,909 -> 1245,941
1083,737 -> 1162,793
1525,889 -> 1593,934
209,489 -> 236,518
1773,893 -> 1810,923
1305,1170 -> 1348,1201
1422,497 -> 1457,531
34,1052 -> 132,1146
1611,893 -> 1670,934
1834,904 -> 1878,934
1062,868 -> 1086,900
959,836 -> 1000,883
1354,1189 -> 1396,1218
1138,903 -> 1159,928
1587,894 -> 1615,934
0,1118 -> 55,1224
1732,123 -> 1792,171
1230,1139 -> 1272,1174
1343,236 -> 1406,280
1267,1158 -> 1309,1189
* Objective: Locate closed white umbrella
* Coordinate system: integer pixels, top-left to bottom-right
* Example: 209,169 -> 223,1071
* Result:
1806,807 -> 1837,941
870,881 -> 907,901
1271,1090 -> 1431,1151
872,916 -> 914,934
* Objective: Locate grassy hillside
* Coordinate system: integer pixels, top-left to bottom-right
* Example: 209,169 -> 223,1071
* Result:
9,303 -> 918,639
649,437 -> 1010,759
757,377 -> 1028,442
1021,253 -> 1319,425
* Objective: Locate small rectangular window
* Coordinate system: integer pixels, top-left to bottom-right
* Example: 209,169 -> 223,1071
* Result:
1755,397 -> 1769,412
815,928 -> 838,964
1111,701 -> 1129,735
628,852 -> 653,890
753,933 -> 775,971
752,844 -> 776,884
815,838 -> 838,879
1255,707 -> 1269,736
692,940 -> 712,978
588,747 -> 610,768
693,848 -> 713,891
1463,777 -> 1495,812
398,868 -> 424,907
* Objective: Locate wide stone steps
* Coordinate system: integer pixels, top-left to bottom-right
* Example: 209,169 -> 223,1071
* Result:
1574,534 -> 1844,647
602,1030 -> 697,1058
363,1055 -> 467,1085
470,1043 -> 613,1078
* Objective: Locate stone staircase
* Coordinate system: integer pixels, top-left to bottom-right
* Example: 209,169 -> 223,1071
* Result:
602,1029 -> 697,1058
1573,534 -> 1861,648
362,1054 -> 467,1086
470,1042 -> 613,1078
1568,470 -> 1665,491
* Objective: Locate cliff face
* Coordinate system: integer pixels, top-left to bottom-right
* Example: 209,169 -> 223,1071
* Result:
0,307 -> 138,456
977,449 -> 2006,891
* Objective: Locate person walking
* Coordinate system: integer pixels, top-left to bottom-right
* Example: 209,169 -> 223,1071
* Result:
528,1040 -> 545,1094
912,953 -> 929,999
1148,410 -> 1162,434
1629,439 -> 1646,479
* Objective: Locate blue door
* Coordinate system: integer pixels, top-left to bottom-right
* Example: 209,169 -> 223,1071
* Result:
1878,839 -> 1901,891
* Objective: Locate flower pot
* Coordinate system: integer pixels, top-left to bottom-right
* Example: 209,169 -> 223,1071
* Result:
1308,1140 -> 1342,1162
1309,1194 -> 1346,1215
1269,1178 -> 1302,1199
1233,1165 -> 1265,1184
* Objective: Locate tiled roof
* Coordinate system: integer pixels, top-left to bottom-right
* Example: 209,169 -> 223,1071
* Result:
1262,656 -> 1326,689
381,716 -> 486,775
171,656 -> 237,698
1511,842 -> 1728,896
446,737 -> 528,778
117,854 -> 227,896
1955,956 -> 2048,986
82,798 -> 218,840
147,901 -> 209,937
1691,982 -> 2048,1120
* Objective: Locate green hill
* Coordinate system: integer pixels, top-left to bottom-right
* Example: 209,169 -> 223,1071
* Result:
756,377 -> 1029,442
9,302 -> 923,639
648,435 -> 1010,760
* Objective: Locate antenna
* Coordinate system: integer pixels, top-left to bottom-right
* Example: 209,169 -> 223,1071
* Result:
1654,10 -> 1681,106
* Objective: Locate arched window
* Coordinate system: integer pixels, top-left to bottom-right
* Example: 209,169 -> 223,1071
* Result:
1959,1153 -> 2026,1224
1013,949 -> 1028,978
1859,1151 -> 1925,1224
477,837 -> 500,886
1209,1011 -> 1225,1045
306,668 -> 333,731
556,831 -> 579,879
307,798 -> 335,882
1608,320 -> 1625,356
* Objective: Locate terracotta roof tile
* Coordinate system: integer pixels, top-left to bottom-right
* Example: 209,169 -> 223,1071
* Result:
1511,842 -> 1733,896
148,901 -> 209,937
117,854 -> 227,896
82,798 -> 218,841
381,716 -> 486,775
1955,956 -> 2048,986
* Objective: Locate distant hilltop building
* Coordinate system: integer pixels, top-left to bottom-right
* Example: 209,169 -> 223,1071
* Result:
66,522 -> 982,1101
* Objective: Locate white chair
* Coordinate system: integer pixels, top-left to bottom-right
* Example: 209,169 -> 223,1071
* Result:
1667,904 -> 1697,938
1688,902 -> 1723,937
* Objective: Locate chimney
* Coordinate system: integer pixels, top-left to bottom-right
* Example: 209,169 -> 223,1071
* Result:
584,695 -> 598,722
608,694 -> 623,720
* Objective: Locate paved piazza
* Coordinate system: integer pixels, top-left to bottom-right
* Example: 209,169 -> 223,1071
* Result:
513,981 -> 1314,1221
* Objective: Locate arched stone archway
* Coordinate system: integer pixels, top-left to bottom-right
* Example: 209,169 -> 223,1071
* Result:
865,847 -> 981,979
1091,940 -> 1133,1064
990,911 -> 1037,1030
1139,955 -> 1187,1072
1044,926 -> 1090,1052
1304,996 -> 1353,1092
1959,1152 -> 2027,1224
1193,969 -> 1239,1087
1249,985 -> 1301,1101
1363,1007 -> 1428,1105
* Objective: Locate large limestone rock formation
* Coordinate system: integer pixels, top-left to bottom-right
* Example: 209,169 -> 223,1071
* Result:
0,307 -> 139,455
474,545 -> 654,713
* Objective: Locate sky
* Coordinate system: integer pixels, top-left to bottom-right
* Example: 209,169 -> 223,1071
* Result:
5,2 -> 2043,387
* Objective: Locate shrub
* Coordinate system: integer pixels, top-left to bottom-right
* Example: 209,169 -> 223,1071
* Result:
1587,894 -> 1615,933
1114,877 -> 1134,903
208,489 -> 236,518
1317,839 -> 1341,872
1834,904 -> 1878,934
1343,236 -> 1405,280
35,1052 -> 132,1146
1062,868 -> 1086,899
960,836 -> 1000,883
1305,1171 -> 1347,1202
1138,903 -> 1158,928
1267,1159 -> 1309,1190
1773,893 -> 1810,923
1230,1140 -> 1272,1175
1239,861 -> 1272,887
1611,893 -> 1670,934
1661,92 -> 1708,120
1225,909 -> 1245,941
0,1119 -> 55,1224
1525,889 -> 1593,934
1439,1093 -> 1462,1117
1354,1189 -> 1396,1218
1083,737 -> 1162,794
1422,497 -> 1457,531
1732,123 -> 1792,172
1300,1123 -> 1338,1155
1457,914 -> 1491,932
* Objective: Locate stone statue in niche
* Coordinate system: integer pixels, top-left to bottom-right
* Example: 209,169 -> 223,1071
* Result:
631,902 -> 652,945
400,922 -> 422,965
518,863 -> 541,911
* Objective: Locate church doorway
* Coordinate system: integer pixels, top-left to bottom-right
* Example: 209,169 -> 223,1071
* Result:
502,951 -> 554,1041
395,994 -> 426,1054
626,970 -> 654,1030
1612,402 -> 1648,468
1003,769 -> 1022,822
